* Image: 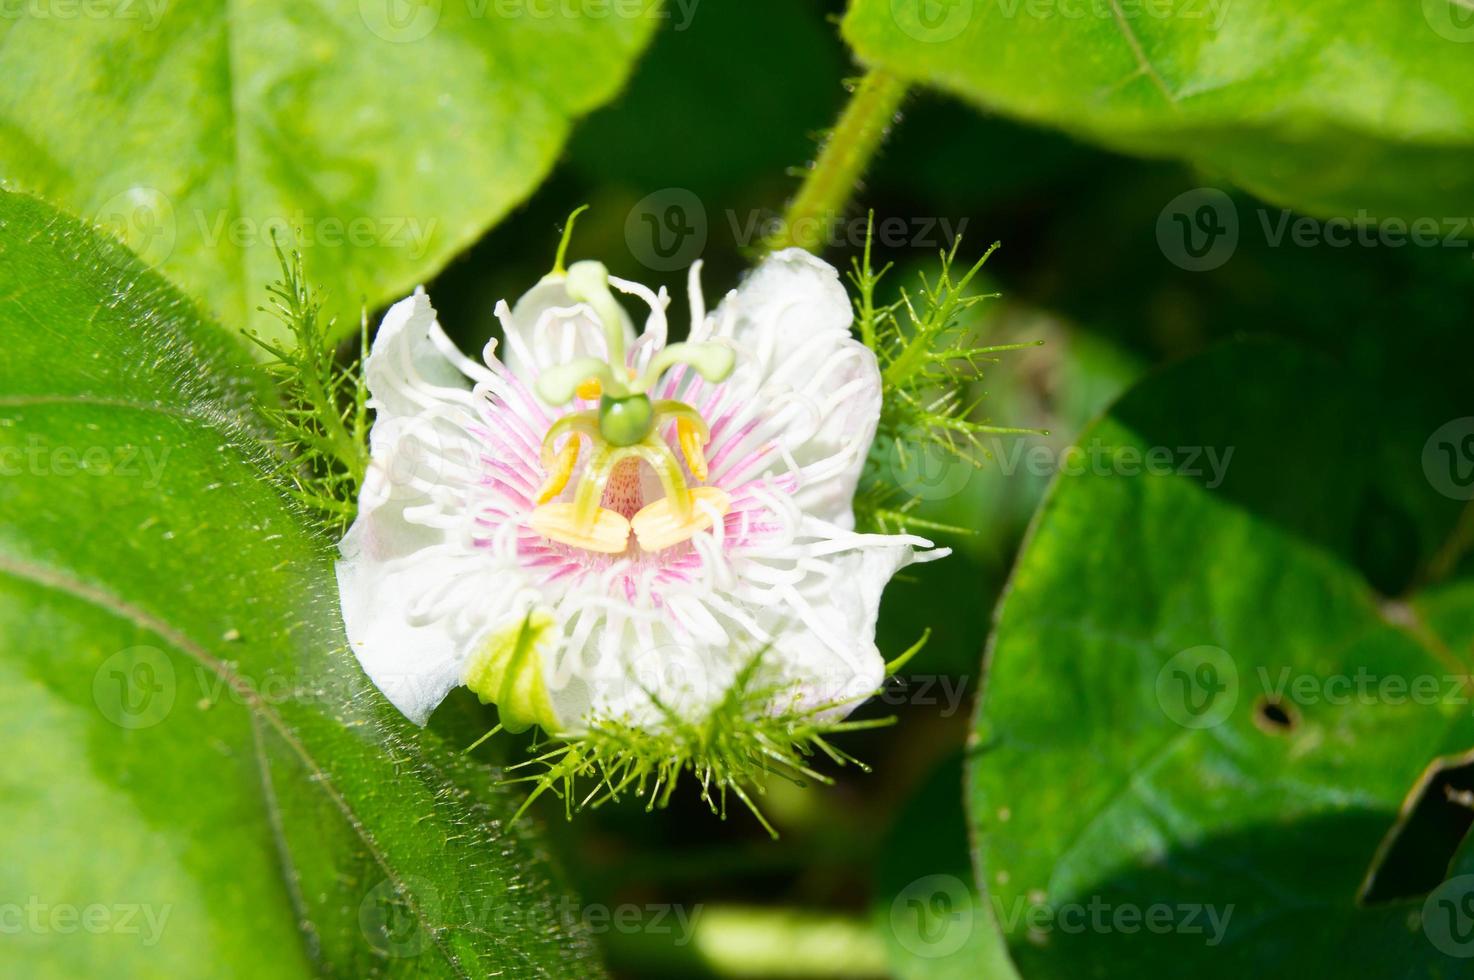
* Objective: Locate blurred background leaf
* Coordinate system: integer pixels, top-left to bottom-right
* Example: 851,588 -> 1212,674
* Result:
0,1 -> 659,345
844,0 -> 1474,220
0,189 -> 603,978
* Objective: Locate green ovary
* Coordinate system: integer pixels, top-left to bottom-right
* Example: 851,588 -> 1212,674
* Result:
461,612 -> 560,734
598,393 -> 654,446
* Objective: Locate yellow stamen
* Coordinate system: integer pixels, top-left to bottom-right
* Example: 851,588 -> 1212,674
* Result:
530,503 -> 631,553
535,436 -> 581,504
631,487 -> 730,552
676,416 -> 709,482
575,376 -> 603,401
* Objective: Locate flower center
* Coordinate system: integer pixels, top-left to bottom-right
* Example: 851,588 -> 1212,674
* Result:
598,392 -> 654,446
526,261 -> 736,556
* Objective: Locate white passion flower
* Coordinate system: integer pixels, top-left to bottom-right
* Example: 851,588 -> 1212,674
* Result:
335,248 -> 947,750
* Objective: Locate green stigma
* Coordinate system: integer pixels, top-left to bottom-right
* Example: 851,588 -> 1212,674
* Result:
599,393 -> 654,446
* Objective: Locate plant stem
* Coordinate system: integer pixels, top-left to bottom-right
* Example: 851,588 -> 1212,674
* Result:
1422,498 -> 1474,586
768,69 -> 910,254
602,905 -> 888,978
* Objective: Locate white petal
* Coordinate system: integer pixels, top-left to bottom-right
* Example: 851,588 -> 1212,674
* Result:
336,549 -> 467,726
338,487 -> 535,725
715,249 -> 881,528
498,274 -> 636,380
339,289 -> 519,724
545,620 -> 742,734
765,540 -> 917,720
366,289 -> 473,420
337,419 -> 478,724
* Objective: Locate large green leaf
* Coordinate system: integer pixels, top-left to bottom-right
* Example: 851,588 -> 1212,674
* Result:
968,339 -> 1474,976
0,188 -> 602,977
843,1 -> 1474,219
0,2 -> 659,345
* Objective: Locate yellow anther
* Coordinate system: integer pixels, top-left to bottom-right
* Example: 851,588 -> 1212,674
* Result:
535,436 -> 581,504
529,503 -> 631,554
631,487 -> 730,552
676,417 -> 709,482
575,376 -> 603,401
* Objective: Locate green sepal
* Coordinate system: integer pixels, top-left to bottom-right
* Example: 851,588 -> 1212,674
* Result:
462,612 -> 561,735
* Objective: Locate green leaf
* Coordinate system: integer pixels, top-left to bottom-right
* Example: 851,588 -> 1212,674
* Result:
968,339 -> 1474,976
843,1 -> 1474,219
0,2 -> 659,345
0,188 -> 602,977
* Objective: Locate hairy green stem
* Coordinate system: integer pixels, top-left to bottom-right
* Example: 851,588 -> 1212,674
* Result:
768,70 -> 909,254
304,363 -> 364,485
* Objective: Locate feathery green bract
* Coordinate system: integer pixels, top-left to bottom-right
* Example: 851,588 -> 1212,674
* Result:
501,653 -> 896,838
248,238 -> 370,533
849,215 -> 1042,535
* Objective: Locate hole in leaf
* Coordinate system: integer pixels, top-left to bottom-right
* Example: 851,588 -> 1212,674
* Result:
1361,752 -> 1474,905
1252,695 -> 1297,734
